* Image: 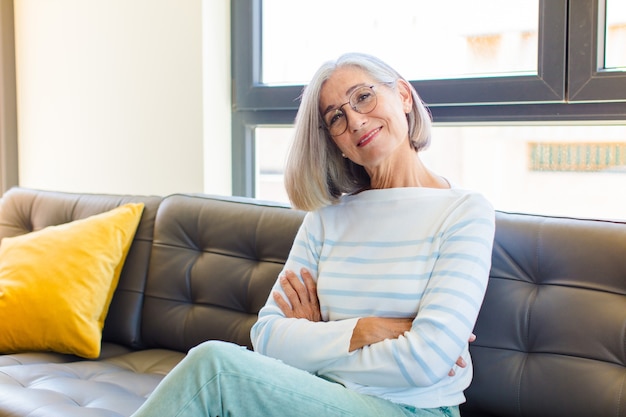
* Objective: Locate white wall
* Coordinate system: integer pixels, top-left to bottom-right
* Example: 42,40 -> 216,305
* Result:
202,0 -> 231,196
13,0 -> 231,196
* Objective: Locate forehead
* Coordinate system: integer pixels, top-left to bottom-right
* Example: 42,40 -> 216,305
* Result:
319,66 -> 373,108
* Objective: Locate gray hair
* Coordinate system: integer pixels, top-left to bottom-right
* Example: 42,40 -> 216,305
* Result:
284,52 -> 432,211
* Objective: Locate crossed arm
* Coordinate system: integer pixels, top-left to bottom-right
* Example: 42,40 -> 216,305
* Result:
273,268 -> 474,377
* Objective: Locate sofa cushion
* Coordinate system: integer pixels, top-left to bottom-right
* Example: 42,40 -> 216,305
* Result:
0,348 -> 184,417
0,203 -> 144,358
140,194 -> 306,351
0,187 -> 163,349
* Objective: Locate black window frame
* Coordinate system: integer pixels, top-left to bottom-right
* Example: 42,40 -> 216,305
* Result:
231,0 -> 626,197
568,0 -> 626,101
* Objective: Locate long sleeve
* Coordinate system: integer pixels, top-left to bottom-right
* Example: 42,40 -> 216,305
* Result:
250,187 -> 495,408
317,193 -> 494,387
250,213 -> 359,372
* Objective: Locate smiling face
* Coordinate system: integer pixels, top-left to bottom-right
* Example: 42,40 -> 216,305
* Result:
319,66 -> 414,173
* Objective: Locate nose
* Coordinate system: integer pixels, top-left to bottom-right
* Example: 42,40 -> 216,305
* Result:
345,106 -> 368,132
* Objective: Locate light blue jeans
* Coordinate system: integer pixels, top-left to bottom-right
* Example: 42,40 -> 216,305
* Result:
131,341 -> 460,417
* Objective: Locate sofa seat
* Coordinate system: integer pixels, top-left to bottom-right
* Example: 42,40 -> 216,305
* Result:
0,343 -> 137,367
0,347 -> 184,417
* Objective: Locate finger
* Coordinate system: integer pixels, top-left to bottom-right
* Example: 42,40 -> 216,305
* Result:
468,333 -> 477,343
273,291 -> 294,318
280,272 -> 301,304
456,357 -> 467,368
450,356 -> 468,377
300,268 -> 318,303
284,269 -> 308,304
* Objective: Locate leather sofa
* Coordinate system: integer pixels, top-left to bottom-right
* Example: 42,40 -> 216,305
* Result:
0,187 -> 624,417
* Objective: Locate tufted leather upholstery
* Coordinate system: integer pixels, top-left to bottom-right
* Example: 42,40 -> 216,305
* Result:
1,187 -> 625,417
0,187 -> 163,349
461,212 -> 626,417
140,194 -> 305,351
0,188 -> 305,417
0,348 -> 184,417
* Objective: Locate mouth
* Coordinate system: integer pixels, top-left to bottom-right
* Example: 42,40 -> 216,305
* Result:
357,127 -> 381,147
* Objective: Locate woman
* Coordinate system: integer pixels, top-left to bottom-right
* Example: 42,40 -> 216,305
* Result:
132,53 -> 495,417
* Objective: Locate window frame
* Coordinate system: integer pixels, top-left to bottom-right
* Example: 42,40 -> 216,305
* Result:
233,0 -> 568,110
231,0 -> 626,197
568,0 -> 626,101
413,0 -> 566,106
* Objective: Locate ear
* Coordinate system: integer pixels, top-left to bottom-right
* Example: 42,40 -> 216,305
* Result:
396,79 -> 413,113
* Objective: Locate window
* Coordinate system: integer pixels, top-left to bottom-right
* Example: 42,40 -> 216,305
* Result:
233,0 -> 567,110
254,124 -> 626,220
262,0 -> 539,84
568,0 -> 626,101
605,0 -> 626,70
232,0 -> 626,220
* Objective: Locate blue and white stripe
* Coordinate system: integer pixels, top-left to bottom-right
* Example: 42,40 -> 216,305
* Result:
251,187 -> 495,408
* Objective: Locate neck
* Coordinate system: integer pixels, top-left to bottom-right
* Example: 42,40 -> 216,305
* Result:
366,152 -> 448,190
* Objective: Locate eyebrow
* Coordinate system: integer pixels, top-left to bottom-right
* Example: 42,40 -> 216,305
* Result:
321,83 -> 369,116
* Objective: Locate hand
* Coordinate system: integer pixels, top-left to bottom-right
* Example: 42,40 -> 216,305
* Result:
448,333 -> 476,377
349,317 -> 413,352
273,268 -> 321,322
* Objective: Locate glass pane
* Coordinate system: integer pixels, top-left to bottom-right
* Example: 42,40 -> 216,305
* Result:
261,0 -> 538,85
255,125 -> 626,221
255,127 -> 293,203
605,0 -> 626,70
423,125 -> 626,220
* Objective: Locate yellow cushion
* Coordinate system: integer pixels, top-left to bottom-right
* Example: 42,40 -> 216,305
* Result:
0,203 -> 144,359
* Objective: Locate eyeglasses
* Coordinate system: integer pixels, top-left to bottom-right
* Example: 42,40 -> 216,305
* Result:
322,84 -> 382,136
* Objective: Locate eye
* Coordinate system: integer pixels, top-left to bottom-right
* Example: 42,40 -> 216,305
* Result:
355,90 -> 373,103
328,109 -> 345,126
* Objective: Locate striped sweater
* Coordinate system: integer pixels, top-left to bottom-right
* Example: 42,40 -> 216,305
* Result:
251,187 -> 495,408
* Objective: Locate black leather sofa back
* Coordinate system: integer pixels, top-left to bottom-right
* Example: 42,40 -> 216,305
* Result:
139,194 -> 305,351
462,211 -> 626,417
0,189 -> 305,353
0,187 -> 163,349
1,187 -> 625,417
